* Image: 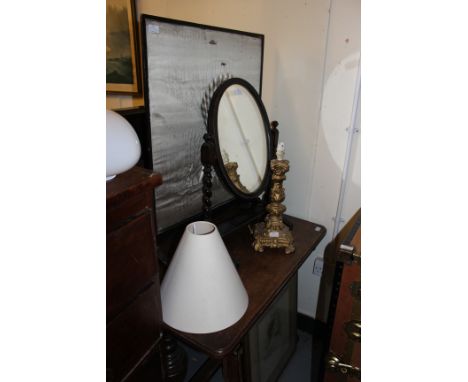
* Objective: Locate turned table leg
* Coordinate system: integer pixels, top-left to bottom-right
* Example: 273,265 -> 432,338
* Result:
161,333 -> 187,382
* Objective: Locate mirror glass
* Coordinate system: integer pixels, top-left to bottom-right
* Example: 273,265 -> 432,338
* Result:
215,82 -> 269,195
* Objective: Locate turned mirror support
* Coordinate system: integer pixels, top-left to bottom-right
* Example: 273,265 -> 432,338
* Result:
261,120 -> 279,206
270,121 -> 279,160
201,133 -> 216,220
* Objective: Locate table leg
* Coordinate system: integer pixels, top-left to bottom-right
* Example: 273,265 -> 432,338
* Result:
222,348 -> 243,382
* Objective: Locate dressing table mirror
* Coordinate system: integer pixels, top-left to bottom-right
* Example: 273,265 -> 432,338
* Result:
201,77 -> 278,227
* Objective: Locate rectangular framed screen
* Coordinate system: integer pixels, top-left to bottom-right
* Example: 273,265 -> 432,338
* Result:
141,15 -> 264,233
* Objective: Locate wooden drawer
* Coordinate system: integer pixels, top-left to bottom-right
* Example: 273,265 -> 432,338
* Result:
107,283 -> 162,382
107,191 -> 154,233
107,211 -> 158,318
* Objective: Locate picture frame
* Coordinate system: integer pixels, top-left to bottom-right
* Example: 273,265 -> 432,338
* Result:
106,0 -> 141,94
141,15 -> 264,233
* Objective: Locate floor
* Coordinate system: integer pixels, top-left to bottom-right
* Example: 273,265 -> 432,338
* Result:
182,330 -> 312,381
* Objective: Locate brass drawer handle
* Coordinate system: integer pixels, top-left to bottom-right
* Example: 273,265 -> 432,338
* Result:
326,353 -> 360,379
344,320 -> 361,342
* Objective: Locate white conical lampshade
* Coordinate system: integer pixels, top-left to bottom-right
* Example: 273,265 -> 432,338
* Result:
161,221 -> 249,334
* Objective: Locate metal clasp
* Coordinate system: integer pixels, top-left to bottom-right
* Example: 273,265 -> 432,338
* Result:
326,353 -> 361,379
338,244 -> 361,264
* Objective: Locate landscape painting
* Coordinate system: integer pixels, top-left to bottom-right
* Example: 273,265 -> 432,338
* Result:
106,0 -> 140,93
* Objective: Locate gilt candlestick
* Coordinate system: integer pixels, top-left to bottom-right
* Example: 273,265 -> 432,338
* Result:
253,143 -> 295,254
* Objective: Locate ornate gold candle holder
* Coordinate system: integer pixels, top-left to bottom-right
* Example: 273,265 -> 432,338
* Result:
253,157 -> 295,254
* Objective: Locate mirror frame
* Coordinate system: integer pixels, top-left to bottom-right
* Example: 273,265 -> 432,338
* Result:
207,77 -> 273,200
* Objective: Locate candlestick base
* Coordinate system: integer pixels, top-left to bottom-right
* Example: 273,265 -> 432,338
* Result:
253,222 -> 295,254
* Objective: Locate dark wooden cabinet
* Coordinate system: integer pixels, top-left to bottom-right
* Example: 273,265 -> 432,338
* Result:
107,167 -> 164,382
163,216 -> 326,382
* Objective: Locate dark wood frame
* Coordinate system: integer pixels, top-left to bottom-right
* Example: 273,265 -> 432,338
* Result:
141,14 -> 265,104
140,14 -> 265,235
207,77 -> 273,200
106,0 -> 141,94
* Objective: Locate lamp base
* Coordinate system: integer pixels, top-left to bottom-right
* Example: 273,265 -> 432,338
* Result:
253,222 -> 295,254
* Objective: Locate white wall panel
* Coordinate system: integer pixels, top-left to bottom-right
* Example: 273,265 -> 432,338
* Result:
300,0 -> 361,317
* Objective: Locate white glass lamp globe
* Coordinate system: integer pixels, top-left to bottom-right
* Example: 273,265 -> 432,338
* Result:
106,110 -> 141,181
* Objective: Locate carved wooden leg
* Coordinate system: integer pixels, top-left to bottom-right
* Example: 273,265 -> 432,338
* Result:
161,333 -> 187,382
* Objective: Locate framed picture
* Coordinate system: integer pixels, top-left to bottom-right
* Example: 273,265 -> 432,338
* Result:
106,0 -> 141,94
243,275 -> 298,382
141,15 -> 264,233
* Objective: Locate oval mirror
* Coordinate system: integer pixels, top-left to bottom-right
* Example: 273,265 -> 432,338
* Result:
208,78 -> 272,199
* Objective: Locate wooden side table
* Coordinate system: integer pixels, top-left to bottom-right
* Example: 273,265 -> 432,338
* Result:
163,215 -> 326,381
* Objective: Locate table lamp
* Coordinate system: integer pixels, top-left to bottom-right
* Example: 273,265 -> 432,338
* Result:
161,221 -> 249,334
106,109 -> 141,181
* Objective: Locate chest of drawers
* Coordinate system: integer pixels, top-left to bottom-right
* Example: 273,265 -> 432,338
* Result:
106,167 -> 163,381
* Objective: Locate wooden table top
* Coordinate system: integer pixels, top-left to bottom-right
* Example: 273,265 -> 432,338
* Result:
163,215 -> 326,359
106,166 -> 162,206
